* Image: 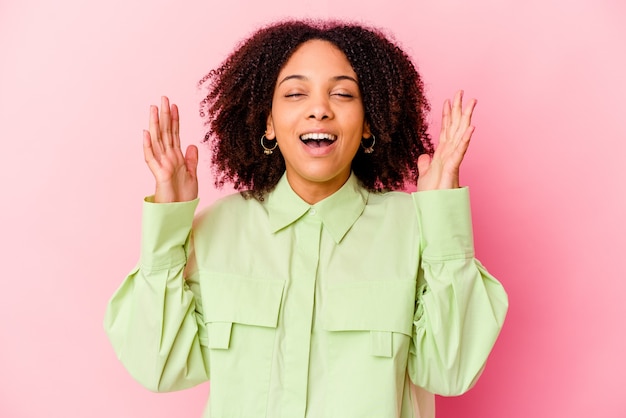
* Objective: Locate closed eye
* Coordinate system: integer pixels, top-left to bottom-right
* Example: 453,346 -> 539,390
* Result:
332,92 -> 356,99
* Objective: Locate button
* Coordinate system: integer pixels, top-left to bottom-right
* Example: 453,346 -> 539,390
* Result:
309,208 -> 316,215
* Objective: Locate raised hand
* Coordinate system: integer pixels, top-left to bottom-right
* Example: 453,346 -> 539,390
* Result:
417,90 -> 477,191
143,96 -> 199,203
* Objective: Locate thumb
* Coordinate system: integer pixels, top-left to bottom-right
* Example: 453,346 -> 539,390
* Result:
417,153 -> 431,176
185,145 -> 199,175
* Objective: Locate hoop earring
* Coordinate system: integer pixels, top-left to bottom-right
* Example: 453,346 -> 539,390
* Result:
361,134 -> 375,154
261,134 -> 278,155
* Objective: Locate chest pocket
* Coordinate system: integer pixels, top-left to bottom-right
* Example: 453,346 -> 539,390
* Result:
200,274 -> 285,416
202,273 -> 285,349
322,279 -> 416,357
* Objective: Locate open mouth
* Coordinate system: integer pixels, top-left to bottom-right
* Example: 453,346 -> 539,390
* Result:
300,132 -> 337,148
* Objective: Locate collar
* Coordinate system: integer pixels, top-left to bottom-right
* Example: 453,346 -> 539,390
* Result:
266,172 -> 369,244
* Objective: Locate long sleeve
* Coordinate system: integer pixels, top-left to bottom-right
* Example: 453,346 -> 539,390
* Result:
408,187 -> 508,396
104,197 -> 210,392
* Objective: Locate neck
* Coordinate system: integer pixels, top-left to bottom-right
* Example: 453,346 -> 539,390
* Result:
286,172 -> 350,205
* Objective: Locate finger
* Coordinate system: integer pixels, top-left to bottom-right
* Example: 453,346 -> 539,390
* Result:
416,153 -> 431,176
452,125 -> 475,164
463,125 -> 476,145
185,144 -> 199,176
143,129 -> 161,173
160,96 -> 172,149
450,90 -> 463,133
458,98 -> 477,134
149,105 -> 164,155
171,103 -> 181,150
439,99 -> 452,142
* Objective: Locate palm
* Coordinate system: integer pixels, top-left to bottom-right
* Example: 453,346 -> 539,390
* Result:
417,90 -> 476,191
143,96 -> 199,203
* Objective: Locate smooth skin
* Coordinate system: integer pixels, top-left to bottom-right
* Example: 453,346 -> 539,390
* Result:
143,98 -> 198,203
265,40 -> 372,204
417,90 -> 477,192
143,47 -> 477,203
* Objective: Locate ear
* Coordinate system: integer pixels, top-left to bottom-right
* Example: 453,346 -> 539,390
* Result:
265,113 -> 276,139
362,121 -> 372,138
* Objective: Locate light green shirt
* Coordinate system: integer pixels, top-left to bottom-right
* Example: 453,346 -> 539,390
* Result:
104,173 -> 508,418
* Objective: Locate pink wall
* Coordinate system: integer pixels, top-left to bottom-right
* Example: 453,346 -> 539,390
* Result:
1,0 -> 624,417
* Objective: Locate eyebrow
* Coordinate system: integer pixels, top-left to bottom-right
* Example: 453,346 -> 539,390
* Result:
277,74 -> 359,86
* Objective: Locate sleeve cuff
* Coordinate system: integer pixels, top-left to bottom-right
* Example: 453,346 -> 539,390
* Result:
140,197 -> 200,269
412,187 -> 474,261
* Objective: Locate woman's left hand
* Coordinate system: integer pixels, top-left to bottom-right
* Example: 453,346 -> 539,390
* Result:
417,90 -> 477,191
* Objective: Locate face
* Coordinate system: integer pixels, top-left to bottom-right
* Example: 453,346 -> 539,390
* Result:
266,39 -> 371,203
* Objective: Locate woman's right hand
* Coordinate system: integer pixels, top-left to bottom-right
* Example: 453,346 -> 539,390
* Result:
143,96 -> 199,203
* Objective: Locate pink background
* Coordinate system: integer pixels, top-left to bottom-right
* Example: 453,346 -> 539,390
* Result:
1,0 -> 624,417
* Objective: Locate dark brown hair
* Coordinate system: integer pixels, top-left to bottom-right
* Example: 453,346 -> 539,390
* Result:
199,20 -> 433,199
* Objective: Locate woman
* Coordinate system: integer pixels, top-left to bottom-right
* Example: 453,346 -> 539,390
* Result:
105,20 -> 508,418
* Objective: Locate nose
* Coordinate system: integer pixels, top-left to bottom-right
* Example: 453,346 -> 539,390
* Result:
307,93 -> 333,120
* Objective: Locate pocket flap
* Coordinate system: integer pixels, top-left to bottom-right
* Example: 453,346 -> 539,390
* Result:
323,280 -> 415,336
203,273 -> 285,328
208,322 -> 233,349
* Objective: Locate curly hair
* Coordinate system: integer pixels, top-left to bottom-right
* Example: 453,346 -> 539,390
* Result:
199,20 -> 434,199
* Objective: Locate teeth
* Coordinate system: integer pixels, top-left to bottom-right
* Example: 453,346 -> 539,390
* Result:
300,133 -> 337,141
